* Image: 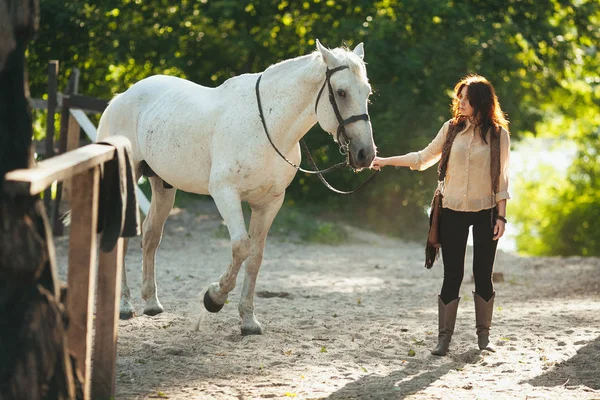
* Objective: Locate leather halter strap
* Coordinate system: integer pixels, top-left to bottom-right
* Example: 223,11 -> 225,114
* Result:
314,66 -> 370,150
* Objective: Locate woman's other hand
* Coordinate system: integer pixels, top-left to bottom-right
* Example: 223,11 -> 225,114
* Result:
493,219 -> 505,240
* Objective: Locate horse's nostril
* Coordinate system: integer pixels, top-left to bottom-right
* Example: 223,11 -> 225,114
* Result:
357,148 -> 366,161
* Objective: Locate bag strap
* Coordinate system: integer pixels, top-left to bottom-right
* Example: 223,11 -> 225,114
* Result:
490,126 -> 501,196
438,121 -> 461,182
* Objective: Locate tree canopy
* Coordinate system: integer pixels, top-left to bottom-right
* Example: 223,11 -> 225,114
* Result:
27,0 -> 600,254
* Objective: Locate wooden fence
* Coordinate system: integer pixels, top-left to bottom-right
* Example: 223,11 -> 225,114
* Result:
4,142 -> 129,400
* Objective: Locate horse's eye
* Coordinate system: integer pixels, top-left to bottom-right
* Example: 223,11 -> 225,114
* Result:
337,89 -> 346,98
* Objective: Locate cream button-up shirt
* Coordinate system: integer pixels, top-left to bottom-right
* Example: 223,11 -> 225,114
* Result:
407,119 -> 511,212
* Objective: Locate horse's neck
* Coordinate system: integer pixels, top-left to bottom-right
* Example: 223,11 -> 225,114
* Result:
259,55 -> 323,153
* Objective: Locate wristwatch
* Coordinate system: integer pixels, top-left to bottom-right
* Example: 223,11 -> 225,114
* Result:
496,215 -> 507,223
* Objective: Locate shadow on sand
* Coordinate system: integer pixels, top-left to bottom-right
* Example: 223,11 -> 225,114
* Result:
326,349 -> 482,399
524,335 -> 600,391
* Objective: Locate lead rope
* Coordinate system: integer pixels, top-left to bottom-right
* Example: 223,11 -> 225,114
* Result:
301,139 -> 379,195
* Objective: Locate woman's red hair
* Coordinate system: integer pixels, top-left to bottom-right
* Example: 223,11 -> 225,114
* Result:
451,74 -> 509,142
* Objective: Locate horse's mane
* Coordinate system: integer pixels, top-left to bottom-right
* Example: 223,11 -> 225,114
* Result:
266,46 -> 369,84
323,47 -> 368,82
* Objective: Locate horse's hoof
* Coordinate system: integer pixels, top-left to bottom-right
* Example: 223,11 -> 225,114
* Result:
120,310 -> 135,320
143,305 -> 164,316
204,291 -> 224,313
241,326 -> 263,336
241,317 -> 263,336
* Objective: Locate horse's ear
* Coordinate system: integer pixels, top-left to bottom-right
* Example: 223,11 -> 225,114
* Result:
353,42 -> 364,59
316,39 -> 341,67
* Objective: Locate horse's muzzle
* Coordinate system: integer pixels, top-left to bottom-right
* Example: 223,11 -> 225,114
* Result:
349,145 -> 375,169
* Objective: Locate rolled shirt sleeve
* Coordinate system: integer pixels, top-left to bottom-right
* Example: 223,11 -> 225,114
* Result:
495,128 -> 511,202
407,121 -> 450,171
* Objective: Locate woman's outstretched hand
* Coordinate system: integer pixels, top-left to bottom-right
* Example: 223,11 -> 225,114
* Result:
370,156 -> 385,170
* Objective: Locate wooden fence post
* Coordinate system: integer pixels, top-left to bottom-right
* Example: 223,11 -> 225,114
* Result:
92,237 -> 124,399
43,60 -> 58,212
61,68 -> 82,203
54,68 -> 82,235
66,165 -> 100,400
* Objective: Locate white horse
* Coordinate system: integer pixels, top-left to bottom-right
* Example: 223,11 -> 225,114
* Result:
97,39 -> 376,335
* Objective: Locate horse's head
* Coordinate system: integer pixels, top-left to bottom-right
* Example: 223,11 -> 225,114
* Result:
314,40 -> 376,170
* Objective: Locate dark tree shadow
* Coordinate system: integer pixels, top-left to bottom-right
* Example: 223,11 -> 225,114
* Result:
524,335 -> 600,390
326,349 -> 482,399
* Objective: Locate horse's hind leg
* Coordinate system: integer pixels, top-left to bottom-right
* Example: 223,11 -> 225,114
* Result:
141,175 -> 176,316
239,195 -> 284,335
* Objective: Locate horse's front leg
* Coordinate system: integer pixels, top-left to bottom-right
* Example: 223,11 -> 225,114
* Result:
239,195 -> 284,335
204,187 -> 250,312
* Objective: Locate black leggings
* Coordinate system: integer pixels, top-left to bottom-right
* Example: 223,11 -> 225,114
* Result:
439,207 -> 498,304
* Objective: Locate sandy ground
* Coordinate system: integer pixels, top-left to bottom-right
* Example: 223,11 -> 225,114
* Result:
54,198 -> 600,400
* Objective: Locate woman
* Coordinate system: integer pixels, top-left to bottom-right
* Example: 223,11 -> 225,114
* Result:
371,74 -> 510,356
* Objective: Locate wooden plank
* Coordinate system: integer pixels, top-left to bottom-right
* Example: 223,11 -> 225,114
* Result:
66,166 -> 100,400
29,93 -> 108,114
70,109 -> 98,142
29,95 -> 58,110
67,94 -> 109,113
67,68 -> 80,95
44,60 -> 58,211
29,93 -> 63,110
34,139 -> 47,158
3,145 -> 115,196
92,238 -> 124,400
54,73 -> 82,235
61,114 -> 81,203
66,115 -> 81,154
53,96 -> 73,236
58,96 -> 73,157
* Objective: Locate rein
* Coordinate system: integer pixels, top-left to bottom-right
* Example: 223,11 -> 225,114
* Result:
255,66 -> 378,195
255,74 -> 346,175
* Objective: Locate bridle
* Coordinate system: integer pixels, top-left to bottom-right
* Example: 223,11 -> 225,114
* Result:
314,65 -> 370,156
255,65 -> 378,195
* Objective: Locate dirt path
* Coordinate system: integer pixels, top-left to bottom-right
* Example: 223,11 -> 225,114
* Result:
54,199 -> 600,400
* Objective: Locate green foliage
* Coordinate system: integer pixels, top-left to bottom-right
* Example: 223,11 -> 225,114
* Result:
510,19 -> 600,257
27,0 -> 600,254
271,205 -> 349,245
513,133 -> 600,256
213,203 -> 348,244
512,163 -> 566,255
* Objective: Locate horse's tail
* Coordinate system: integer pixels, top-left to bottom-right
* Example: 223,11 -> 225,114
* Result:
96,93 -> 122,142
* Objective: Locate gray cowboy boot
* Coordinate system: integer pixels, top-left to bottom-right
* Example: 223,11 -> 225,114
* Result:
474,291 -> 496,352
431,296 -> 460,356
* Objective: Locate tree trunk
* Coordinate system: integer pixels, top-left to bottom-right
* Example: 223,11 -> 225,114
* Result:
0,0 -> 81,399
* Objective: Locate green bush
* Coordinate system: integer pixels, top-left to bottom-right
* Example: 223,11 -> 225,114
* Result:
271,205 -> 349,245
512,135 -> 600,256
